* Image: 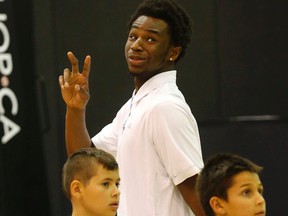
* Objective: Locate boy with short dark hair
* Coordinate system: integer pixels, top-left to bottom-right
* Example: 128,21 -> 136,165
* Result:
62,148 -> 120,216
196,153 -> 266,216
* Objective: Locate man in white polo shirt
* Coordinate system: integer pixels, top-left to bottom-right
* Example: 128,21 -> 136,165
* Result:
59,0 -> 205,215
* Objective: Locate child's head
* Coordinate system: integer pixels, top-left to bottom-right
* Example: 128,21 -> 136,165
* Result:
62,148 -> 120,216
196,153 -> 266,216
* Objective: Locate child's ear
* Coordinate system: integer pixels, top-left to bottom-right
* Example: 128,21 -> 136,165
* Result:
209,196 -> 226,215
70,180 -> 82,199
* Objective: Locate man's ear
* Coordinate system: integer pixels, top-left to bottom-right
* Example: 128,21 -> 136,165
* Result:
209,196 -> 226,215
168,46 -> 182,62
70,180 -> 82,199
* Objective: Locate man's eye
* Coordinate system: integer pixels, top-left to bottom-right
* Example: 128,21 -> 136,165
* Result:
147,38 -> 155,42
116,182 -> 120,188
129,34 -> 137,40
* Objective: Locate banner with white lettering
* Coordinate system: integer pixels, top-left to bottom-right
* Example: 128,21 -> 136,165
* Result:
0,0 -> 21,145
0,1 -> 50,215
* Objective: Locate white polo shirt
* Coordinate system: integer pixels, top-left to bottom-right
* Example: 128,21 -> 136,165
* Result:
92,70 -> 203,216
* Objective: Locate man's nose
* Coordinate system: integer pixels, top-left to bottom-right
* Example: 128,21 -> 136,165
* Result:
130,38 -> 143,51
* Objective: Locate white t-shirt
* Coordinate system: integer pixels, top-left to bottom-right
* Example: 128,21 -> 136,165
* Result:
92,70 -> 204,216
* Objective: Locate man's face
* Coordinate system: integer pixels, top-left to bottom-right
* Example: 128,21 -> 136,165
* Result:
219,171 -> 266,216
125,15 -> 175,80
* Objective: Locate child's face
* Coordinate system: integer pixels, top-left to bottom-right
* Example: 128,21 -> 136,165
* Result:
220,171 -> 266,216
80,165 -> 120,216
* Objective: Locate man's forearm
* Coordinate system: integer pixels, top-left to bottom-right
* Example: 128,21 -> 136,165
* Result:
177,175 -> 206,216
66,107 -> 91,156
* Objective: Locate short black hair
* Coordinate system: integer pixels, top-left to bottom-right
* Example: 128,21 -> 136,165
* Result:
127,0 -> 192,61
196,152 -> 263,216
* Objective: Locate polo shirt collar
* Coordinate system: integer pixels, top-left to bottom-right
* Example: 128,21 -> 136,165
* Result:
131,70 -> 177,103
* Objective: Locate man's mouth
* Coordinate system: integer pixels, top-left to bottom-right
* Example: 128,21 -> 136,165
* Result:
128,54 -> 147,65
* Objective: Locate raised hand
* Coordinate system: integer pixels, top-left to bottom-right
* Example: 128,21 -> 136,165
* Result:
59,51 -> 91,110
